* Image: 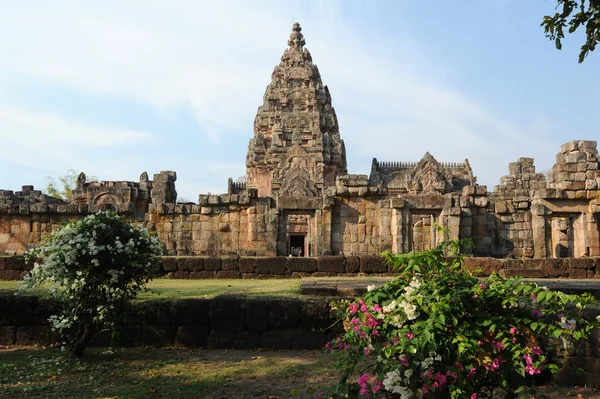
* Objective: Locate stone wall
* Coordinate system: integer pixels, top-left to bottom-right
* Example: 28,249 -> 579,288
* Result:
3,255 -> 600,281
0,294 -> 339,351
1,293 -> 599,387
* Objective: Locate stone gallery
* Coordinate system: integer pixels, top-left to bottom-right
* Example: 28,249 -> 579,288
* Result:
1,23 -> 600,259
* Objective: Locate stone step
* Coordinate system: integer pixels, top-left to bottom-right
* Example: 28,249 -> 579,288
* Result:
300,277 -> 600,298
499,269 -> 545,279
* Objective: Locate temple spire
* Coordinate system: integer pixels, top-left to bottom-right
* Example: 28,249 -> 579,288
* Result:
288,22 -> 305,51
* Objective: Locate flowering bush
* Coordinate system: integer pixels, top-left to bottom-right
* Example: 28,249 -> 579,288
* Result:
328,238 -> 600,398
20,211 -> 163,356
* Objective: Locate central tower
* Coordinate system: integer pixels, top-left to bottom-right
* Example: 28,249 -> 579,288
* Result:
246,23 -> 347,198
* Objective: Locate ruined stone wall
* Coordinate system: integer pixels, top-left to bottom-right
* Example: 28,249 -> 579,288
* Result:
147,194 -> 278,256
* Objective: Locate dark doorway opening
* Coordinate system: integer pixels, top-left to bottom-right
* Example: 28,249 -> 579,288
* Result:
289,235 -> 305,257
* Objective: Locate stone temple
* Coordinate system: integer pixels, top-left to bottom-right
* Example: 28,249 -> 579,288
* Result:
1,23 -> 600,259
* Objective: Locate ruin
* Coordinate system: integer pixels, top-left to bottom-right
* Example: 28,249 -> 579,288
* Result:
1,23 -> 600,259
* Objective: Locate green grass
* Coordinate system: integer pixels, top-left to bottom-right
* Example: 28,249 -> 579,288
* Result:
0,278 -> 301,300
0,347 -> 335,399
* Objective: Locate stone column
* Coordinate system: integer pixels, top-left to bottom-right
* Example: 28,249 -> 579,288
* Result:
531,202 -> 547,259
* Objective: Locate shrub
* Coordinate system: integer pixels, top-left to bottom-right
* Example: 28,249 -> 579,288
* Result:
20,211 -> 163,356
327,238 -> 600,398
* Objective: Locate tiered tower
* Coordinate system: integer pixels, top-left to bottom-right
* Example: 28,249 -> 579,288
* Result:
246,23 -> 347,198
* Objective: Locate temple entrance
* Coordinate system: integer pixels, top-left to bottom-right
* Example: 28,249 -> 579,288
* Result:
411,214 -> 436,252
289,234 -> 306,257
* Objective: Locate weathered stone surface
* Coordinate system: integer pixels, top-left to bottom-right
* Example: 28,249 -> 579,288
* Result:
346,256 -> 360,273
178,257 -> 204,272
175,325 -> 209,347
269,299 -> 300,330
233,330 -> 261,349
207,331 -> 234,349
203,257 -> 221,271
286,257 -> 317,273
142,325 -> 176,346
359,255 -> 386,273
210,296 -> 246,332
162,257 -> 178,272
15,325 -> 50,345
316,256 -> 345,273
174,298 -> 211,326
255,257 -> 287,274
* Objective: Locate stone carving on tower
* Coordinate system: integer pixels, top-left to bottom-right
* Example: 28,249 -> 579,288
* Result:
246,22 -> 347,198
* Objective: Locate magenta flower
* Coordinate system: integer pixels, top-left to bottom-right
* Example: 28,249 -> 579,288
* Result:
471,394 -> 477,399
509,327 -> 518,334
480,283 -> 486,289
405,332 -> 414,340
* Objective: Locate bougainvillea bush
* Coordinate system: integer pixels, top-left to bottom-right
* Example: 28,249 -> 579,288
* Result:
20,211 -> 163,356
327,238 -> 600,398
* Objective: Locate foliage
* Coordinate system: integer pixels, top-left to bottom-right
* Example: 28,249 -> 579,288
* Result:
19,211 -> 163,356
327,237 -> 600,398
45,169 -> 97,200
542,0 -> 600,62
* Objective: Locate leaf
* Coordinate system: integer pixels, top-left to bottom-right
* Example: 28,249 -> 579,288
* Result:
556,38 -> 563,49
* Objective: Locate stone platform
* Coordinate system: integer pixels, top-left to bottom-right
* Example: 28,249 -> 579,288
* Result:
300,277 -> 600,298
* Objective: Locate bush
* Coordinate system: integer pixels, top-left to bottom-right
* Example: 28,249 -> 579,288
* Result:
327,238 -> 600,398
20,211 -> 163,356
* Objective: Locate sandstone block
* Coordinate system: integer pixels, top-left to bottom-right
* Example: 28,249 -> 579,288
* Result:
316,256 -> 345,273
255,257 -> 287,274
286,257 -> 317,273
360,255 -> 387,273
178,257 -> 204,272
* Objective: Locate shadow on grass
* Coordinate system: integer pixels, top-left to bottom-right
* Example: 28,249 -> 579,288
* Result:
0,347 -> 335,399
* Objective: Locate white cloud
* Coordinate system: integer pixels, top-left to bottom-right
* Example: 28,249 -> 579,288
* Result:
0,0 -> 565,197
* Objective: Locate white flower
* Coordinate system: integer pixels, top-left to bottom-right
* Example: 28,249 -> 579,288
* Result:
383,301 -> 397,313
367,284 -> 376,292
404,369 -> 413,379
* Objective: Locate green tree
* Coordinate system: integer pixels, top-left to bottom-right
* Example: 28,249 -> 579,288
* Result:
45,169 -> 96,200
542,0 -> 600,62
20,211 -> 163,356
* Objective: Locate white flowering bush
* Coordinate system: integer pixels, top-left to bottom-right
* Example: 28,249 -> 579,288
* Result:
20,211 -> 163,356
327,237 -> 600,398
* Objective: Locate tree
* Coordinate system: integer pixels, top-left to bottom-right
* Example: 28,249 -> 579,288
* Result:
45,169 -> 97,200
542,0 -> 600,63
19,211 -> 163,356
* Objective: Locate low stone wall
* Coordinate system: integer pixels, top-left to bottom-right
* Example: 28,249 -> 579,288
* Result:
1,293 -> 600,387
3,255 -> 600,280
0,294 -> 339,350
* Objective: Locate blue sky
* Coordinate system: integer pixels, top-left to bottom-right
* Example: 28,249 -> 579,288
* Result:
0,0 -> 598,201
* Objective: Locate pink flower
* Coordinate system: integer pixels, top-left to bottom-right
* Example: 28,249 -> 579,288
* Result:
513,337 -> 517,343
471,394 -> 477,399
432,382 -> 439,389
422,385 -> 429,395
325,342 -> 332,351
405,332 -> 414,340
509,327 -> 518,334
531,347 -> 543,356
467,368 -> 477,378
372,330 -> 380,338
392,337 -> 399,346
455,362 -> 463,370
400,354 -> 409,367
480,283 -> 486,289
372,304 -> 382,312
364,346 -> 372,356
360,304 -> 368,313
472,294 -> 478,299
532,309 -> 543,318
493,341 -> 505,352
371,380 -> 383,394
531,293 -> 537,301
359,331 -> 366,339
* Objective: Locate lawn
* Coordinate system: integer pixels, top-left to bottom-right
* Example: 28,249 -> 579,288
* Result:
1,347 -> 600,399
0,347 -> 335,399
0,278 -> 302,300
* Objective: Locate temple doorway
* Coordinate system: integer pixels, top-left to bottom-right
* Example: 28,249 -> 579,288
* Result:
289,234 -> 306,257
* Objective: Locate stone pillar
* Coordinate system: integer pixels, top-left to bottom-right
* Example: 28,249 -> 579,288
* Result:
152,171 -> 177,204
531,202 -> 547,259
